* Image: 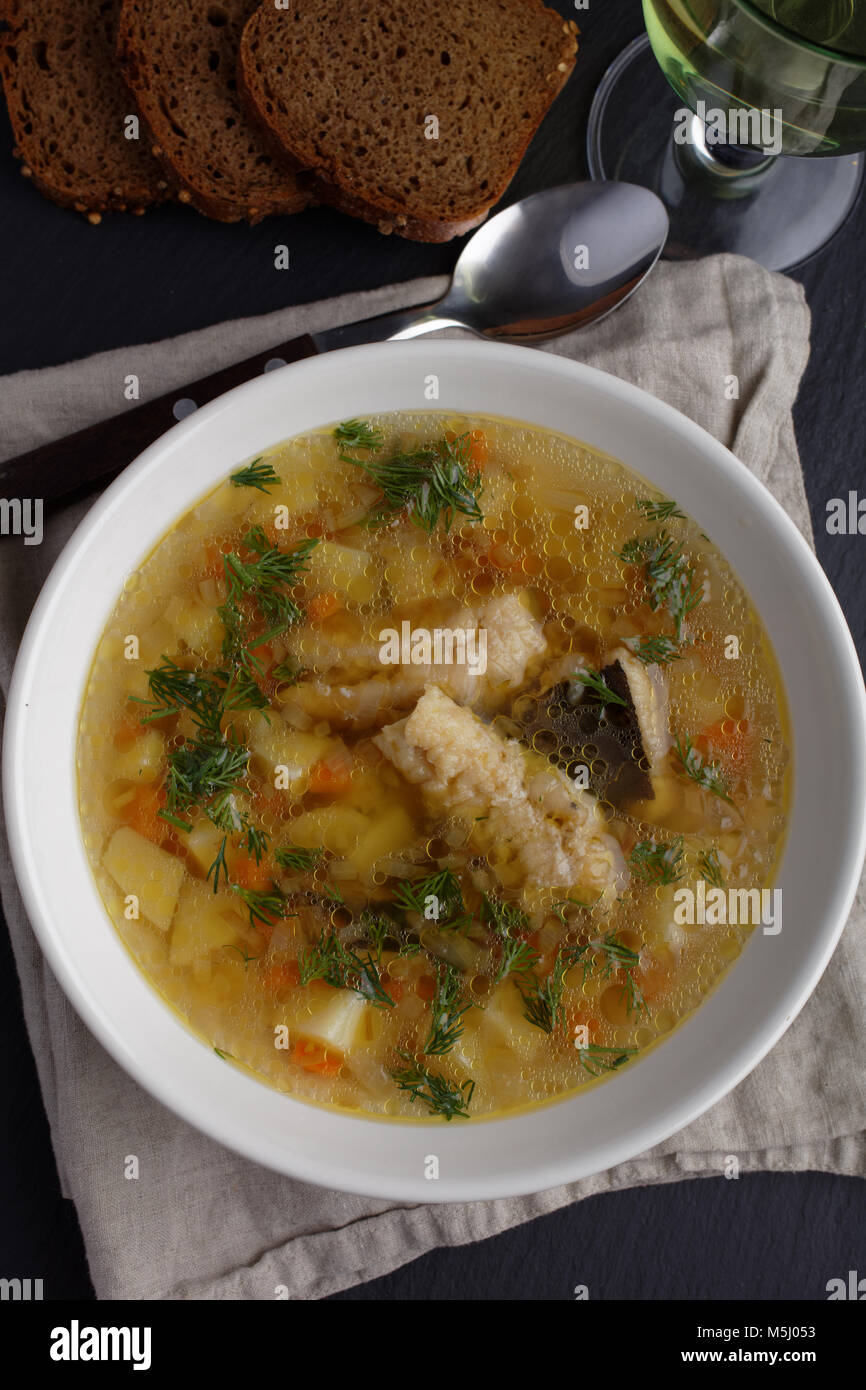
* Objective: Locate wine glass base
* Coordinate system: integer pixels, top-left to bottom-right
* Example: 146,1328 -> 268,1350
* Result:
587,35 -> 864,273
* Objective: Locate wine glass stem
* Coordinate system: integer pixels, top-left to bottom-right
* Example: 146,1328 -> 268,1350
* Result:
674,115 -> 778,198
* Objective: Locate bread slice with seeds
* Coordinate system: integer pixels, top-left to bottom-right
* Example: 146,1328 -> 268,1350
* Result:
239,0 -> 578,242
0,0 -> 170,220
117,0 -> 311,224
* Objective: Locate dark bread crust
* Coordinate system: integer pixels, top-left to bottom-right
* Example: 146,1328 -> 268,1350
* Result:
238,0 -> 578,243
0,0 -> 170,218
116,0 -> 311,224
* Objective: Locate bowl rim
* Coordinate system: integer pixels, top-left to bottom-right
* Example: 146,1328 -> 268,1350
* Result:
4,338 -> 865,1202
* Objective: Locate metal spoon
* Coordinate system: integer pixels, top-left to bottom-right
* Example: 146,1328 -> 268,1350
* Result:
321,181 -> 669,348
0,182 -> 667,506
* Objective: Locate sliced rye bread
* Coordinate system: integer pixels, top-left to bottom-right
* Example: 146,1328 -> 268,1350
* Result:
238,0 -> 578,243
0,0 -> 170,219
117,0 -> 311,224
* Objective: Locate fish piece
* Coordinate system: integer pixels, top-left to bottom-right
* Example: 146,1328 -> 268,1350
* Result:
374,686 -> 627,902
288,592 -> 547,730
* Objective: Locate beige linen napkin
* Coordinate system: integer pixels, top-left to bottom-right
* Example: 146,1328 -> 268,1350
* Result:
1,255 -> 864,1302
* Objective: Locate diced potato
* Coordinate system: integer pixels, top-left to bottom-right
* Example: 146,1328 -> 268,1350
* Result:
103,827 -> 185,932
482,979 -> 545,1058
169,880 -> 246,967
289,804 -> 368,857
248,716 -> 334,790
383,543 -> 445,605
137,618 -> 175,666
314,539 -> 377,603
181,818 -> 227,878
352,805 -> 415,877
109,729 -> 165,784
163,594 -> 223,655
301,991 -> 369,1052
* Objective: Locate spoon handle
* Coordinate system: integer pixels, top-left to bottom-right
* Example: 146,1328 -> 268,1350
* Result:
0,334 -> 319,509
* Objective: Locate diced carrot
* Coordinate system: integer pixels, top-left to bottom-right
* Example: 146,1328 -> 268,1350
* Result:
697,718 -> 755,773
636,963 -> 669,1002
291,1039 -> 343,1076
416,974 -> 436,1002
262,960 -> 301,993
123,785 -> 168,845
201,541 -> 226,579
113,709 -> 143,752
308,751 -> 354,797
308,591 -> 342,623
384,977 -> 406,1003
231,850 -> 273,892
248,642 -> 274,673
447,428 -> 488,469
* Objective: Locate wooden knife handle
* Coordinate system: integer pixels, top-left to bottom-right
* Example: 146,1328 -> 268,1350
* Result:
0,332 -> 319,507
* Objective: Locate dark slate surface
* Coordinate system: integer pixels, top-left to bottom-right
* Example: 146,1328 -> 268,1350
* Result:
0,0 -> 863,1301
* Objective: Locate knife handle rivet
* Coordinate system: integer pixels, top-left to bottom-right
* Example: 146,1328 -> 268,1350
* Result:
264,357 -> 288,373
172,398 -> 198,421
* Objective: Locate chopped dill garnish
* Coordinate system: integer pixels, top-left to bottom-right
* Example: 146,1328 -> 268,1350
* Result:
356,909 -> 399,959
163,734 -> 250,833
221,533 -> 319,646
697,845 -> 726,888
240,824 -> 270,864
390,1050 -> 475,1120
635,496 -> 686,521
274,844 -> 323,873
393,870 -> 471,931
573,667 -> 630,708
230,458 -> 281,493
333,419 -> 384,451
213,1047 -> 233,1061
577,1044 -> 637,1077
616,527 -> 703,638
341,432 -> 484,533
481,894 -> 537,983
298,927 -> 395,1008
624,634 -> 684,666
674,734 -> 733,804
223,943 -> 263,968
550,895 -> 595,925
569,932 -> 645,1018
131,657 -> 227,735
514,948 -> 569,1034
206,836 -> 230,893
629,835 -> 685,886
230,884 -> 292,931
423,963 -> 472,1056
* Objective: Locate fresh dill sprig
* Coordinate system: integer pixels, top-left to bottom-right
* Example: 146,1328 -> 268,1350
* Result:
299,928 -> 395,1009
230,458 -> 281,493
131,658 -> 227,736
697,845 -> 726,888
231,884 -> 291,930
423,963 -> 472,1056
206,836 -> 230,893
240,824 -> 270,864
624,634 -> 684,666
569,932 -> 645,1018
223,943 -> 263,968
616,527 -> 703,638
390,1050 -> 475,1120
674,734 -> 733,804
481,894 -> 537,984
573,667 -> 630,708
333,419 -> 384,451
550,895 -> 595,926
393,870 -> 471,931
341,433 -> 484,533
356,909 -> 398,959
629,835 -> 685,886
163,735 -> 250,832
515,949 -> 569,1034
635,496 -> 686,521
577,1044 -> 638,1077
221,534 -> 319,645
274,844 -> 323,873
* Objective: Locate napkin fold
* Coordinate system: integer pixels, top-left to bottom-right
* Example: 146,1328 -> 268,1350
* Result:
2,254 -> 865,1302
